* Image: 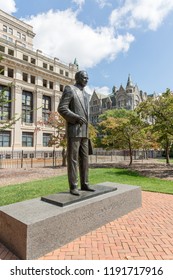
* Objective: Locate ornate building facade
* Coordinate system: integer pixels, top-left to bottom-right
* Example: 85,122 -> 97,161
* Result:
89,75 -> 147,125
0,9 -> 77,152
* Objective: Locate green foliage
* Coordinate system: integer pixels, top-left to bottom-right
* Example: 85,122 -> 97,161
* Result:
89,123 -> 98,146
137,88 -> 173,165
99,108 -> 133,122
99,109 -> 146,165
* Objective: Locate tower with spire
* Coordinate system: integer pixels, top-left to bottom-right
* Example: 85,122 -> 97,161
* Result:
113,74 -> 147,110
126,74 -> 133,88
89,74 -> 148,125
74,58 -> 79,70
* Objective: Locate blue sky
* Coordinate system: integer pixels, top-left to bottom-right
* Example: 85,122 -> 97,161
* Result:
1,0 -> 173,95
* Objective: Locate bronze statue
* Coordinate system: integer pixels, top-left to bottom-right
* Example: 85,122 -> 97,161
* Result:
58,70 -> 94,195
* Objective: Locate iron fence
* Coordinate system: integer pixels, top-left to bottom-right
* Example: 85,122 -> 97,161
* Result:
0,149 -> 162,169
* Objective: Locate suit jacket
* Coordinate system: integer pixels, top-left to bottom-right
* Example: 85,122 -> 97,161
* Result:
58,84 -> 90,138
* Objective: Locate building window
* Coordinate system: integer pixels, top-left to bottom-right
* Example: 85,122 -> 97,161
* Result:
23,54 -> 28,61
49,81 -> 53,89
31,57 -> 36,64
17,31 -> 21,39
22,73 -> 28,82
43,63 -> 47,69
8,37 -> 13,42
65,71 -> 69,77
42,95 -> 51,122
49,65 -> 53,71
2,35 -> 7,40
0,131 -> 11,147
43,79 -> 47,87
0,85 -> 11,121
9,27 -> 13,35
8,49 -> 14,56
60,84 -> 64,92
8,68 -> 14,78
0,45 -> 5,52
30,75 -> 35,84
3,25 -> 7,32
0,65 -> 5,75
22,91 -> 33,123
22,34 -> 26,41
22,132 -> 33,147
60,69 -> 64,75
43,133 -> 51,147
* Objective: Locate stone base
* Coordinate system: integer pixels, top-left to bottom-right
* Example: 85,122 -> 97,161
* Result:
0,182 -> 141,260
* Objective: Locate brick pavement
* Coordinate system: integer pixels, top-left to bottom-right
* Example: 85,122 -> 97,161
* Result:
0,191 -> 173,260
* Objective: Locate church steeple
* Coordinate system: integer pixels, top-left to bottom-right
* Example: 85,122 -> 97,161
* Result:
126,74 -> 133,88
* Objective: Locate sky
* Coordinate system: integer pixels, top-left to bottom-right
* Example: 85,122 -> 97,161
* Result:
1,0 -> 173,96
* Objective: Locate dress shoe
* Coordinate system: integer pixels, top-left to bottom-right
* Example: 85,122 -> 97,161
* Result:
70,189 -> 80,196
81,186 -> 95,192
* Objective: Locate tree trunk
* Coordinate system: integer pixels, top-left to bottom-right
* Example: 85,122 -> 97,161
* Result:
129,142 -> 133,166
62,147 -> 67,166
165,141 -> 170,166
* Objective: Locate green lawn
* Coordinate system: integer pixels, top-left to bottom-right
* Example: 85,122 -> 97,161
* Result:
0,167 -> 173,207
157,158 -> 173,163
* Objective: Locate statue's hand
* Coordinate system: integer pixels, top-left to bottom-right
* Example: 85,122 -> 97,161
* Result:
77,116 -> 87,125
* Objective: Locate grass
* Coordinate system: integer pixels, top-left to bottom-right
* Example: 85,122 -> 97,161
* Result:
0,167 -> 173,207
157,158 -> 173,163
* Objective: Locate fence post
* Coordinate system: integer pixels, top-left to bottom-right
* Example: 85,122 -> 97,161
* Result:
0,155 -> 2,169
52,149 -> 55,167
44,153 -> 46,167
17,151 -> 19,168
31,155 -> 33,168
55,151 -> 57,167
21,150 -> 23,168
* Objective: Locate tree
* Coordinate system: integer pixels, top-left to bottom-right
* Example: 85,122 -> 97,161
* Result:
137,88 -> 173,165
99,109 -> 145,165
88,123 -> 97,147
138,126 -> 160,159
44,112 -> 67,166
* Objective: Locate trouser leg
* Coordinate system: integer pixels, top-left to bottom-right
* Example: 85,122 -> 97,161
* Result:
67,137 -> 80,190
79,138 -> 89,188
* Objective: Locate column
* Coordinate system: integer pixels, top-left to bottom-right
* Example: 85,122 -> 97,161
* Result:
12,85 -> 22,149
34,90 -> 43,149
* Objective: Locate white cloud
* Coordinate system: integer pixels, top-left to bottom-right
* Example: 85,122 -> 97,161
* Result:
24,9 -> 134,68
0,0 -> 16,14
86,85 -> 110,96
110,0 -> 173,31
72,0 -> 85,10
96,0 -> 112,9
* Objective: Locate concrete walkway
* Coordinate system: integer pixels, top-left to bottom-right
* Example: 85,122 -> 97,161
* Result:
1,191 -> 173,260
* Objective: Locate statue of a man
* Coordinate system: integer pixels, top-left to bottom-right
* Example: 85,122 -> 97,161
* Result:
58,70 -> 94,196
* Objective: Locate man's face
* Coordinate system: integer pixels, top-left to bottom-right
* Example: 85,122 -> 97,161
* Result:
78,72 -> 89,87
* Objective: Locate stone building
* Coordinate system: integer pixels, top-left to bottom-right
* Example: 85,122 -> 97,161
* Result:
89,75 -> 147,125
0,9 -> 77,153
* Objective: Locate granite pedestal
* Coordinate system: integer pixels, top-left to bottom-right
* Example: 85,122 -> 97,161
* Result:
0,182 -> 141,260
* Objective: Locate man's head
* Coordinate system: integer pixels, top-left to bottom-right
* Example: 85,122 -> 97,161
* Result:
75,71 -> 89,88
